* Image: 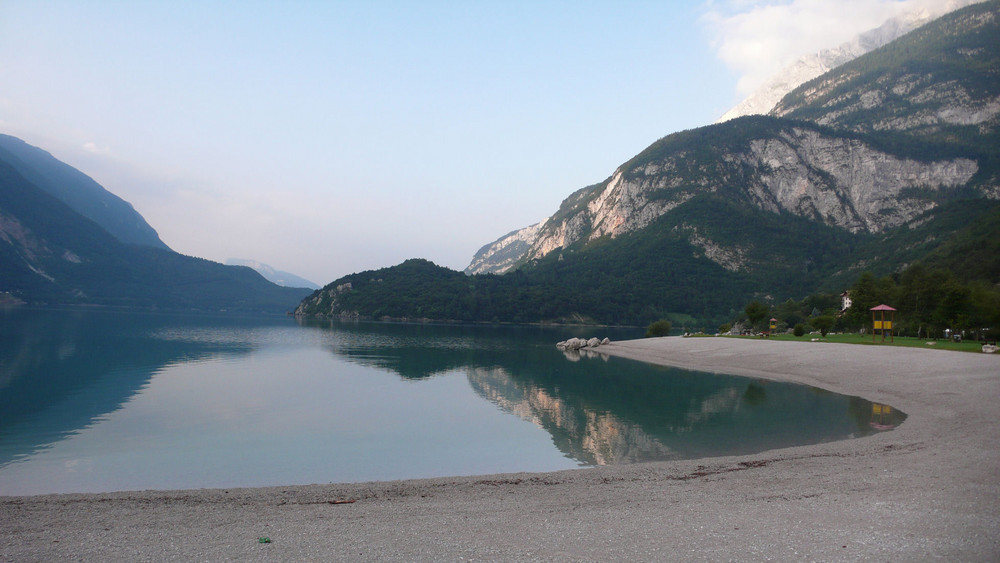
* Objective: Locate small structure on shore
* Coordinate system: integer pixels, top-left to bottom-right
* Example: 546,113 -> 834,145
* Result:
871,304 -> 896,343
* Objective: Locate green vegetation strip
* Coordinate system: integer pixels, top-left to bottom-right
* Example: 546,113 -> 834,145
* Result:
720,333 -> 990,353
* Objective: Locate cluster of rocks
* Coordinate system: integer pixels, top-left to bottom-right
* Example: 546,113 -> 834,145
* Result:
556,337 -> 611,350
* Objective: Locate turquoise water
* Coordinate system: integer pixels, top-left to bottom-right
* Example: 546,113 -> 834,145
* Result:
0,308 -> 904,495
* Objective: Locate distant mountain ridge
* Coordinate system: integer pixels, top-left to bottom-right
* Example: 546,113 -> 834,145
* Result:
0,134 -> 169,250
226,258 -> 319,289
300,0 -> 1000,325
0,137 -> 310,313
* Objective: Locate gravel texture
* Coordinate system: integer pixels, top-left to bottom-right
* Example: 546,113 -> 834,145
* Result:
2,337 -> 998,562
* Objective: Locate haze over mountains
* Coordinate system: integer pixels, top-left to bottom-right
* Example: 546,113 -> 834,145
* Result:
0,137 -> 310,313
298,0 -> 1000,326
0,135 -> 168,251
225,258 -> 320,290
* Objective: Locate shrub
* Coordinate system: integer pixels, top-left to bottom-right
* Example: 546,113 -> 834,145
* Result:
645,319 -> 673,338
718,323 -> 732,334
793,323 -> 806,337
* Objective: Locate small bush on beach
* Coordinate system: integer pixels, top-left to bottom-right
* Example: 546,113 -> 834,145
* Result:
645,319 -> 673,337
793,323 -> 806,337
718,323 -> 732,334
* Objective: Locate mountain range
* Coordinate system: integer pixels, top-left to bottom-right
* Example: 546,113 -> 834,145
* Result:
0,137 -> 311,313
225,258 -> 320,289
470,0 -> 998,276
297,0 -> 1000,326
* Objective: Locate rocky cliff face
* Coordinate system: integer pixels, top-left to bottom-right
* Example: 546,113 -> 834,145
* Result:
517,123 -> 978,272
748,128 -> 979,231
464,222 -> 542,275
470,123 -> 984,274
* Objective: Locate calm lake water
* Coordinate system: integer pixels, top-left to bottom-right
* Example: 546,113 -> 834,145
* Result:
0,308 -> 904,495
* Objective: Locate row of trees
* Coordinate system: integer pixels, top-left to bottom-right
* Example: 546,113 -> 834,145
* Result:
735,265 -> 1000,340
843,266 -> 999,339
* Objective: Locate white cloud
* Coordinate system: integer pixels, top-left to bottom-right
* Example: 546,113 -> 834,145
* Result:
702,0 -> 982,97
81,141 -> 113,156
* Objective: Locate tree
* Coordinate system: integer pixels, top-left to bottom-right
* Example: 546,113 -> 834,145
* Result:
744,301 -> 770,331
895,265 -> 950,338
935,279 -> 973,335
773,298 -> 805,328
969,281 -> 1000,340
810,315 -> 835,337
844,272 -> 895,329
793,323 -> 806,337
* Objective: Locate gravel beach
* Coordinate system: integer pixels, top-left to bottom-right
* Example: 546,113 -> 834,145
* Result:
2,337 -> 998,562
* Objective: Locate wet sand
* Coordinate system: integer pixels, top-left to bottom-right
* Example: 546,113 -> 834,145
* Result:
2,337 -> 998,561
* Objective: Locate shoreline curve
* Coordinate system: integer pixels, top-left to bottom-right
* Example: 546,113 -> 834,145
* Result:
3,337 -> 998,561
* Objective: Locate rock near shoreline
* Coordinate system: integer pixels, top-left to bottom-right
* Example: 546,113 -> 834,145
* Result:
556,337 -> 611,351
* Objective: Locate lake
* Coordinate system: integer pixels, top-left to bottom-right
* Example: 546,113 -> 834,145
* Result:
0,308 -> 905,495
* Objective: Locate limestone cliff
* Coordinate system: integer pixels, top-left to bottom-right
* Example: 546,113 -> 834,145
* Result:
512,120 -> 979,273
464,222 -> 542,275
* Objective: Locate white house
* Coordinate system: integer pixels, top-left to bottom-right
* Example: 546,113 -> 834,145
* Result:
840,291 -> 852,312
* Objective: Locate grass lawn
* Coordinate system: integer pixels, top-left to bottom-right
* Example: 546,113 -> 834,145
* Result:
721,332 -> 995,353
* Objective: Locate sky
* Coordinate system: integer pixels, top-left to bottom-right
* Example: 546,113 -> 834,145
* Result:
0,0 -> 975,286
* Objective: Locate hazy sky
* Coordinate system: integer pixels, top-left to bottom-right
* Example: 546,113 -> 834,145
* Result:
0,0 -> 973,285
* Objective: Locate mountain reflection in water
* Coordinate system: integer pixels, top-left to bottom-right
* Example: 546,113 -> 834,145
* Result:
468,366 -> 674,465
0,312 -> 906,494
313,320 -> 906,466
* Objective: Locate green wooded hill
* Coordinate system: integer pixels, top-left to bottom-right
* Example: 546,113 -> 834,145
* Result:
0,142 -> 310,313
298,1 -> 1000,326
